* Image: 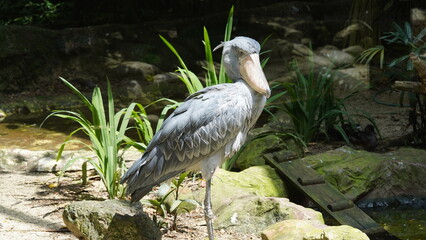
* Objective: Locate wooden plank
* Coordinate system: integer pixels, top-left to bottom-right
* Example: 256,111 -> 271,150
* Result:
264,155 -> 386,233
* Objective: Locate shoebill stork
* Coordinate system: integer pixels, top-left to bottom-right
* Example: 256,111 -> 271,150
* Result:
121,36 -> 270,239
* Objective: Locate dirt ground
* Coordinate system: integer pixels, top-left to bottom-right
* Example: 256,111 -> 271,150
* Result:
0,171 -> 259,240
0,88 -> 414,240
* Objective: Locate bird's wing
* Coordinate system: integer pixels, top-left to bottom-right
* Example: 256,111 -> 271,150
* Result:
121,84 -> 252,201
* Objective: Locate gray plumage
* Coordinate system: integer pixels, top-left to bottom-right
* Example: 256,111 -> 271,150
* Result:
121,36 -> 270,205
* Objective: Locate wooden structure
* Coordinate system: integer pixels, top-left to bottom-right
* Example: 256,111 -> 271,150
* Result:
264,155 -> 401,240
394,53 -> 426,94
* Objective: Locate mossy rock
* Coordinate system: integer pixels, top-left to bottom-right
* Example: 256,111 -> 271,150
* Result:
167,165 -> 288,214
215,196 -> 324,234
300,146 -> 426,201
261,220 -> 369,240
63,200 -> 161,240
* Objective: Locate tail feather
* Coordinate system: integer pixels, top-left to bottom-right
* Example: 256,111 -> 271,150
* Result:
122,165 -> 183,202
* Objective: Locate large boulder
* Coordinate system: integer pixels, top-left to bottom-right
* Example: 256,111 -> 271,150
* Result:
300,146 -> 426,201
172,166 -> 288,214
108,61 -> 160,81
215,196 -> 324,234
333,65 -> 369,96
261,220 -> 369,240
167,166 -> 323,235
317,45 -> 355,67
63,200 -> 161,240
196,166 -> 287,210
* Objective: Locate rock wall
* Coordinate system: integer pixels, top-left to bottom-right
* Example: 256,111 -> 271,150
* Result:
0,1 -> 371,121
0,24 -> 174,94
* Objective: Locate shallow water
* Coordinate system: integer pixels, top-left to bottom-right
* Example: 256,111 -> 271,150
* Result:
363,207 -> 426,240
0,117 -> 88,150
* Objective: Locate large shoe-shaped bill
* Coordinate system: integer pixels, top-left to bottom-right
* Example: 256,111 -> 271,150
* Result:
239,53 -> 271,98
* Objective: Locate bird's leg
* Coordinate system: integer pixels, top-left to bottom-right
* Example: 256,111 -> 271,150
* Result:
204,179 -> 215,240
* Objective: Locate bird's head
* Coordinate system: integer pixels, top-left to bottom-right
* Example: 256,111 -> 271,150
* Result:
214,36 -> 271,98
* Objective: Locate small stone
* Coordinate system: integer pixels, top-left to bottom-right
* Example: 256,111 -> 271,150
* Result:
110,61 -> 160,80
108,31 -> 124,40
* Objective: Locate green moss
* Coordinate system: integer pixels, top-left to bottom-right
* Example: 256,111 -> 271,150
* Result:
215,196 -> 324,234
300,146 -> 426,200
172,166 -> 288,214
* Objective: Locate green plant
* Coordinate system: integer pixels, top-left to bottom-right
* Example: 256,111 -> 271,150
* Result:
159,6 -> 234,94
43,77 -> 146,199
130,97 -> 182,148
280,60 -> 378,145
357,21 -> 426,74
7,0 -> 63,25
141,172 -> 199,229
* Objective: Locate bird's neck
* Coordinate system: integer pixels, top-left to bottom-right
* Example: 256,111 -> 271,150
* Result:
234,79 -> 267,130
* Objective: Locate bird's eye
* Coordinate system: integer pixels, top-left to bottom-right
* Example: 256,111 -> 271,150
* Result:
239,50 -> 244,56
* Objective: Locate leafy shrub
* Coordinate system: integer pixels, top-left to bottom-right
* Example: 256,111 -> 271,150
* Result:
3,0 -> 64,25
357,21 -> 426,79
279,60 -> 377,145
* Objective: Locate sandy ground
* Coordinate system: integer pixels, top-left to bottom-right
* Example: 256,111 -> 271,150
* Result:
0,170 -> 260,240
0,172 -> 75,240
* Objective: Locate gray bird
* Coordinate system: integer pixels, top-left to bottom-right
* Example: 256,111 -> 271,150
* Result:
120,36 -> 270,240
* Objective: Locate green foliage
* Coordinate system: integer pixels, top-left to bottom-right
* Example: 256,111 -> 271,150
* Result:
130,97 -> 181,149
159,6 -> 234,94
4,0 -> 63,25
160,35 -> 205,94
43,77 -> 142,199
282,62 -> 345,143
141,172 -> 200,229
356,45 -> 385,69
381,22 -> 426,70
279,60 -> 377,145
357,21 -> 426,73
